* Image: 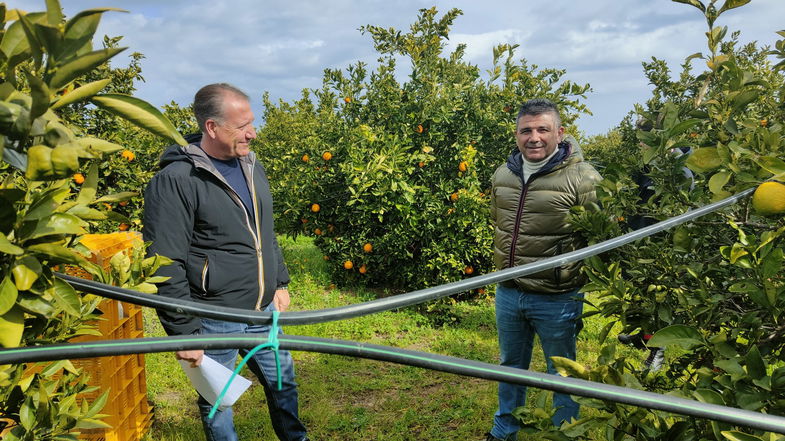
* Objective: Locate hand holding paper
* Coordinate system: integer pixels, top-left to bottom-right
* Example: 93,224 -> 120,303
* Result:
179,355 -> 252,411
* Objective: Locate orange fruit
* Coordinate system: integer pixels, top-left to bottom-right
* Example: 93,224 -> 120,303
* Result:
477,288 -> 486,295
761,119 -> 768,127
464,266 -> 474,275
314,228 -> 322,236
322,151 -> 332,161
416,124 -> 424,133
118,223 -> 130,231
119,200 -> 129,207
302,154 -> 310,162
323,255 -> 330,261
344,97 -> 352,103
343,260 -> 354,270
311,203 -> 320,213
458,161 -> 468,172
359,264 -> 367,274
363,243 -> 373,253
450,192 -> 459,202
301,218 -> 309,224
103,203 -> 112,210
689,132 -> 698,138
121,150 -> 135,161
504,105 -> 512,113
73,173 -> 85,184
418,161 -> 425,168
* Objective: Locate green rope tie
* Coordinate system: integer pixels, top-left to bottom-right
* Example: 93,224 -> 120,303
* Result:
208,311 -> 282,419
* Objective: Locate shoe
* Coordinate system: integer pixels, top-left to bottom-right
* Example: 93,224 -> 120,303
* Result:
643,347 -> 665,372
484,433 -> 505,441
617,331 -> 648,350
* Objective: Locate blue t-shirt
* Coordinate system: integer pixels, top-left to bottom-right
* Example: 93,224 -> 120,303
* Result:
208,155 -> 256,226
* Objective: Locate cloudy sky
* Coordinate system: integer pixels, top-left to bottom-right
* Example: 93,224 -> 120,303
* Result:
12,0 -> 785,135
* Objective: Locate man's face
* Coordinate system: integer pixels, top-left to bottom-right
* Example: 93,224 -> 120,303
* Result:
211,94 -> 256,159
515,112 -> 565,162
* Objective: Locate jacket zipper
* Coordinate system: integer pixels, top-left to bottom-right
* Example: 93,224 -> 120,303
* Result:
200,257 -> 209,293
246,160 -> 266,311
194,154 -> 264,308
507,182 -> 528,268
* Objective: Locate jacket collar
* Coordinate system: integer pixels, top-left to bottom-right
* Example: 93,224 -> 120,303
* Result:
506,140 -> 573,179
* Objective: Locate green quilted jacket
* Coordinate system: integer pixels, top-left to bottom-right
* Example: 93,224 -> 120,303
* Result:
490,136 -> 602,293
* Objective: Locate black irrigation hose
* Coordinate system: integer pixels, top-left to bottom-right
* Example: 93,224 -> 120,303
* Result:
1,333 -> 784,434
56,187 -> 756,326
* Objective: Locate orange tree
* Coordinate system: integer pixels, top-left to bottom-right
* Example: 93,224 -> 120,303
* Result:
546,1 -> 785,439
0,2 -> 184,439
257,7 -> 590,291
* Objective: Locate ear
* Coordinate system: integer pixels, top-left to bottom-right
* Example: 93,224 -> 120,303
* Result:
204,119 -> 219,139
557,126 -> 565,142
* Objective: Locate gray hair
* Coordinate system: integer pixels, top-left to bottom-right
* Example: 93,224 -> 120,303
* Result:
193,83 -> 250,132
516,98 -> 562,127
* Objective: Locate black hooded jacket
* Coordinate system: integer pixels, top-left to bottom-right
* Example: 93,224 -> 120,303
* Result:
142,140 -> 289,336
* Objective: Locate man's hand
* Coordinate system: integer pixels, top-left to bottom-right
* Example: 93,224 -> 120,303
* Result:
273,288 -> 291,312
176,349 -> 204,367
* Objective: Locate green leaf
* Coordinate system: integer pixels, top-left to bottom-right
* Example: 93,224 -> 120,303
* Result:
129,282 -> 157,294
721,431 -> 764,441
755,156 -> 785,177
731,90 -> 759,113
0,275 -> 19,315
75,161 -> 98,205
648,325 -> 703,349
672,0 -> 706,12
715,358 -> 745,376
708,171 -> 731,194
686,147 -> 722,172
76,136 -> 124,157
12,255 -> 41,290
0,233 -> 24,255
83,389 -> 109,418
28,212 -> 87,241
0,306 -> 24,348
694,388 -> 725,405
50,79 -> 110,110
48,277 -> 80,315
16,292 -> 54,315
24,70 -> 50,120
27,243 -> 84,264
91,94 -> 187,145
551,356 -> 589,380
718,0 -> 752,14
25,144 -> 54,180
19,395 -> 34,430
667,118 -> 701,137
40,359 -> 68,377
745,345 -> 766,380
94,192 -> 137,203
45,0 -> 64,25
50,142 -> 80,175
66,204 -> 107,221
48,47 -> 125,90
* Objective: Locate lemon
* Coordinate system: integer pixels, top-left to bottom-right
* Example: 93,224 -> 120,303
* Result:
752,181 -> 785,216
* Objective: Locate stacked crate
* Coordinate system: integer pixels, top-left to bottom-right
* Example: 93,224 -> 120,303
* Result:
67,232 -> 152,441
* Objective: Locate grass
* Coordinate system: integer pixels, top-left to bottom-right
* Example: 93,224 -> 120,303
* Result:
140,236 -> 635,441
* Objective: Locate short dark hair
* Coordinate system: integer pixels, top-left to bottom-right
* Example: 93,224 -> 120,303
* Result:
193,83 -> 250,132
516,98 -> 562,127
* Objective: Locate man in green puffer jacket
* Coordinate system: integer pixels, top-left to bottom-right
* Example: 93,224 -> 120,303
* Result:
485,99 -> 602,441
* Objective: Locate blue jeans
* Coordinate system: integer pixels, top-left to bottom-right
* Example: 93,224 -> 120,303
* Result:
491,284 -> 583,440
197,304 -> 307,441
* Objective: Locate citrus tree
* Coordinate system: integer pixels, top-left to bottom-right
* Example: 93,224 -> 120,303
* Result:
258,7 -> 591,293
550,1 -> 785,439
0,1 -> 184,439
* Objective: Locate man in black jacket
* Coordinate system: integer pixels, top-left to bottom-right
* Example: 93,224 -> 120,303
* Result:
143,83 -> 308,441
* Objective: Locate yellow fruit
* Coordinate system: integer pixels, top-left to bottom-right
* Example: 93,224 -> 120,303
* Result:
458,161 -> 468,172
363,243 -> 373,253
311,203 -> 320,213
343,260 -> 354,270
752,181 -> 785,215
121,150 -> 135,161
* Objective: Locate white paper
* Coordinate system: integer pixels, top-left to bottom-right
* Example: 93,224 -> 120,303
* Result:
179,355 -> 252,410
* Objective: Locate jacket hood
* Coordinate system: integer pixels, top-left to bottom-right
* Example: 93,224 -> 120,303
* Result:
158,132 -> 256,171
506,136 -> 583,178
